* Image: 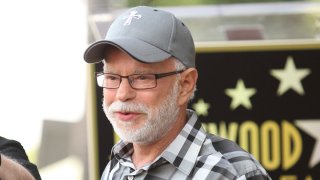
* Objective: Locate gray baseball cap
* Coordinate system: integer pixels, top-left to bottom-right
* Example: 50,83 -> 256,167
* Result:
83,6 -> 195,67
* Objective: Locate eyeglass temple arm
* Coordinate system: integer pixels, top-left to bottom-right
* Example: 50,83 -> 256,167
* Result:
155,69 -> 185,79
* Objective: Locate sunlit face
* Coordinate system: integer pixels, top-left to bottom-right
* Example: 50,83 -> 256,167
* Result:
102,47 -> 181,144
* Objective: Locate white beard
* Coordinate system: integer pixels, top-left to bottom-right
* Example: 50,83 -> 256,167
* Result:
103,80 -> 180,145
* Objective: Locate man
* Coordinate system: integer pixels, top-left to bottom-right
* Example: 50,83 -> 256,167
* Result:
0,136 -> 41,180
84,6 -> 271,179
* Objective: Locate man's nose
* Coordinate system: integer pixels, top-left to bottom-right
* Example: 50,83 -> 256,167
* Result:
115,78 -> 136,102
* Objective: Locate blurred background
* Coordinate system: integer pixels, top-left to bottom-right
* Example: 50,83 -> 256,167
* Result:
0,0 -> 319,179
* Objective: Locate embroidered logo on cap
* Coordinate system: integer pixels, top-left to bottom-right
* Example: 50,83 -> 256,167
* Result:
122,10 -> 142,26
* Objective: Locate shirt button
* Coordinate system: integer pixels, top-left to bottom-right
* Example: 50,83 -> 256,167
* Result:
127,175 -> 134,180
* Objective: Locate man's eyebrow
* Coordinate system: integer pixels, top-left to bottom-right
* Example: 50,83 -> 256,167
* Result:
132,69 -> 153,74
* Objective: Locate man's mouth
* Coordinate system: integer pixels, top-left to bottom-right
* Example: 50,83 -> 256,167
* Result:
115,111 -> 142,121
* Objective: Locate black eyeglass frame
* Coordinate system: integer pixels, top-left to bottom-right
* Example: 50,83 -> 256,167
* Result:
95,69 -> 186,90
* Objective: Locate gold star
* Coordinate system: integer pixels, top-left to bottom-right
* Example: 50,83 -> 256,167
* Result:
225,79 -> 257,110
270,56 -> 311,96
192,99 -> 210,117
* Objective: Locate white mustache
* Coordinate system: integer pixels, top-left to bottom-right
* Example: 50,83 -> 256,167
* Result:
105,101 -> 148,114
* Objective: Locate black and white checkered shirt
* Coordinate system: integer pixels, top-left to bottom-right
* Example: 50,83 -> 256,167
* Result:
101,110 -> 271,180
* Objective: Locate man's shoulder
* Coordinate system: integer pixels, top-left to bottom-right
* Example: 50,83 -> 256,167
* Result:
0,136 -> 26,159
204,134 -> 248,154
0,136 -> 42,180
195,133 -> 270,179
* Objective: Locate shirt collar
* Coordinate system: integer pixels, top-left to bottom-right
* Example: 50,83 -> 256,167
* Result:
111,140 -> 133,161
161,110 -> 206,176
111,110 -> 206,176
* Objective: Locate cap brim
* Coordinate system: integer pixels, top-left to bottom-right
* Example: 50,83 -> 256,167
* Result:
84,37 -> 171,64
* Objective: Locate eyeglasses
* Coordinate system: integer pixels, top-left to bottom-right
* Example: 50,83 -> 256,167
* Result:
96,69 -> 185,90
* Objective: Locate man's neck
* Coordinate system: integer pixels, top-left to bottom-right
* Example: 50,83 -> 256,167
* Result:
131,112 -> 187,169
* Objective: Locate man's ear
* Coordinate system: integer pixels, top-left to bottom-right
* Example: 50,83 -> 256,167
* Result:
178,68 -> 198,106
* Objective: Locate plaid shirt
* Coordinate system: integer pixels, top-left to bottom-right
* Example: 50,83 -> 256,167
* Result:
101,110 -> 271,180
